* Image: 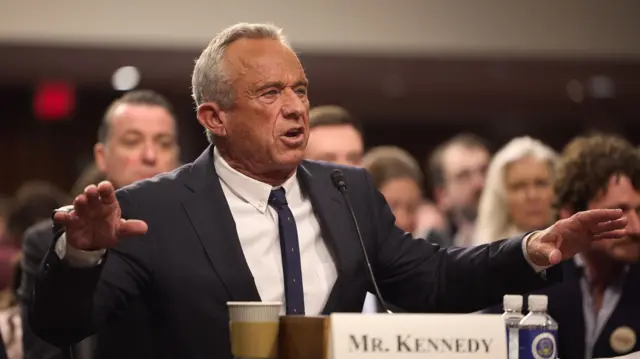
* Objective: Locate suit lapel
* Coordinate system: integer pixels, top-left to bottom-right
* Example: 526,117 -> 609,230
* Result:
181,146 -> 260,302
297,162 -> 357,313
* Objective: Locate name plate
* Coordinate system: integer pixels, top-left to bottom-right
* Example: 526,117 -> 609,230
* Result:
329,313 -> 507,359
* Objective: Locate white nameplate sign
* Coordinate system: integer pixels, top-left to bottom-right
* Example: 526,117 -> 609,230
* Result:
329,313 -> 507,359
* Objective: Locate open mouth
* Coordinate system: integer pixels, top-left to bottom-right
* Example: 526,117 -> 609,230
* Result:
280,127 -> 305,147
284,127 -> 304,138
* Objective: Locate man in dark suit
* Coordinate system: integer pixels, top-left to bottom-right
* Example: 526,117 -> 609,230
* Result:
550,135 -> 640,359
487,134 -> 640,359
552,135 -> 640,359
30,23 -> 628,359
19,90 -> 180,359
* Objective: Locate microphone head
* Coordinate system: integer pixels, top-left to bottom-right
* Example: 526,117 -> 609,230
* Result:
330,169 -> 347,191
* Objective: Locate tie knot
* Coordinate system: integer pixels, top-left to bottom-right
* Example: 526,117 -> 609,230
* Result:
268,188 -> 288,207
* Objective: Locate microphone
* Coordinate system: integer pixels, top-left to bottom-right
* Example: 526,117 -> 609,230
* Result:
330,169 -> 393,314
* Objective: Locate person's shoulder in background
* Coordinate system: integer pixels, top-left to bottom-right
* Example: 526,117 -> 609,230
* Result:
19,219 -> 54,301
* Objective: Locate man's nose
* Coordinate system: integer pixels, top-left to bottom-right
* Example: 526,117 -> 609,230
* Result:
626,210 -> 640,236
470,170 -> 486,190
281,88 -> 306,119
141,143 -> 158,165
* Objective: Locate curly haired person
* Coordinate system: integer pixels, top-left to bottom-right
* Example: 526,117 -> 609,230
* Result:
508,134 -> 640,359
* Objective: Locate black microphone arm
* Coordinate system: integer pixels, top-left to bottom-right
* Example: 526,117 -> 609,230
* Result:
330,169 -> 393,314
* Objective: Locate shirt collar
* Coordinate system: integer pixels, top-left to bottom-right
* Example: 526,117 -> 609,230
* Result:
213,146 -> 298,213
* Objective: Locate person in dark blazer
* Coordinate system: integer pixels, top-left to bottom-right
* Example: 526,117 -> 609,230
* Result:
30,23 -> 628,359
19,90 -> 181,359
487,134 -> 640,359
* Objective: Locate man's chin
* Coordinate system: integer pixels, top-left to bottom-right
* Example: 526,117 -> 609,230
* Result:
275,149 -> 305,166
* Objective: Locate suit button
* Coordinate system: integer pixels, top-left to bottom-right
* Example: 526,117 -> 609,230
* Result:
43,263 -> 50,273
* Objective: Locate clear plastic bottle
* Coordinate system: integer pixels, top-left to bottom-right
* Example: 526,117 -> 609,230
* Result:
502,295 -> 524,359
519,294 -> 559,359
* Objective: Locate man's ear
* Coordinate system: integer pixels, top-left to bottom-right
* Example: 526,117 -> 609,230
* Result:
94,143 -> 107,173
197,102 -> 227,137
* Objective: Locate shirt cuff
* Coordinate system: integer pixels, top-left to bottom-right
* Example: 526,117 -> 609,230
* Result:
521,231 -> 551,273
55,233 -> 106,267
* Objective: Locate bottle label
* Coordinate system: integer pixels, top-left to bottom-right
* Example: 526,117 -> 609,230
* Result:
519,329 -> 558,359
508,327 -> 519,359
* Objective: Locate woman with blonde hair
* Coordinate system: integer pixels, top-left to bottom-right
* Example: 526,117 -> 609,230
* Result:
473,136 -> 558,245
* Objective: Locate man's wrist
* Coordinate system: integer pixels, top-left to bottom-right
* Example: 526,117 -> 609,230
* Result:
522,231 -> 551,273
55,233 -> 106,267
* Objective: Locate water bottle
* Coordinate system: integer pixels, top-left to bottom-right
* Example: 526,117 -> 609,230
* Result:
519,294 -> 558,359
502,295 -> 524,359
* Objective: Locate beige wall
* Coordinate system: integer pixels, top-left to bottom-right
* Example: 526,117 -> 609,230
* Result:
1,0 -> 639,57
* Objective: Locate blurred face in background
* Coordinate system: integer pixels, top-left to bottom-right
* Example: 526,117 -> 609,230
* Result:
505,156 -> 554,232
380,177 -> 422,234
440,144 -> 490,220
305,124 -> 364,166
94,103 -> 180,189
414,202 -> 447,235
585,175 -> 640,263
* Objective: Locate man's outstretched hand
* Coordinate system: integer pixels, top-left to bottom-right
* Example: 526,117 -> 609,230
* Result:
527,209 -> 628,266
53,181 -> 148,251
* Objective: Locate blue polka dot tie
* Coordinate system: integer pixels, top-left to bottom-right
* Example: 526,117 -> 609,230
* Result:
268,188 -> 305,315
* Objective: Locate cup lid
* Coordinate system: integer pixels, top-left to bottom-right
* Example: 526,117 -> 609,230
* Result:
227,301 -> 282,306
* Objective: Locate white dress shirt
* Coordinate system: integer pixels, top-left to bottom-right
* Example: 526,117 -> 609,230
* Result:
575,254 -> 629,359
212,147 -> 337,315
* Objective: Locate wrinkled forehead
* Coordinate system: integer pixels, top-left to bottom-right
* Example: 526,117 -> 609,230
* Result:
224,38 -> 307,85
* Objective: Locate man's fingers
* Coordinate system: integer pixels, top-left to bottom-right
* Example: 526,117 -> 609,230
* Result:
97,181 -> 117,205
592,217 -> 628,234
85,185 -> 101,208
577,208 -> 624,225
53,210 -> 73,225
535,243 -> 562,266
547,248 -> 563,266
593,229 -> 628,240
73,194 -> 90,218
117,219 -> 148,237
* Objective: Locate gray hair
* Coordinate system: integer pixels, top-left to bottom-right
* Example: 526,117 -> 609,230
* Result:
473,136 -> 558,245
191,23 -> 290,143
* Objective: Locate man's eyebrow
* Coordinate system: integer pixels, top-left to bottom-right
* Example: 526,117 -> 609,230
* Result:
254,80 -> 309,92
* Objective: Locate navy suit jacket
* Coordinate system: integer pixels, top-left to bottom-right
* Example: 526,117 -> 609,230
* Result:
30,146 -> 560,359
20,219 -> 154,359
486,261 -> 640,359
